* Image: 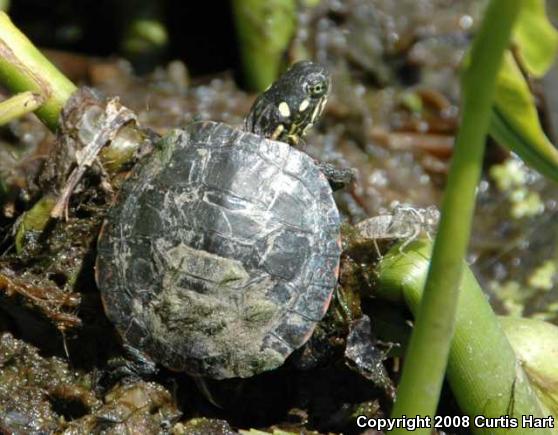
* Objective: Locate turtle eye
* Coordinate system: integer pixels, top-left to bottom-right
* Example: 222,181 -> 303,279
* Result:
308,81 -> 327,98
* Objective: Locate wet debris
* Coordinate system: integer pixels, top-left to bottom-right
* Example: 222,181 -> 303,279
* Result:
37,87 -> 147,220
64,381 -> 182,434
0,332 -> 183,434
344,315 -> 394,397
0,268 -> 81,331
0,332 -> 96,434
50,91 -> 136,219
1,198 -> 102,333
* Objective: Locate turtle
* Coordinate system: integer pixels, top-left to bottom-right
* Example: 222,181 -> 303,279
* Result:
96,61 -> 352,380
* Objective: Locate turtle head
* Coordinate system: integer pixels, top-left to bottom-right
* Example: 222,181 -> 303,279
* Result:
245,61 -> 331,145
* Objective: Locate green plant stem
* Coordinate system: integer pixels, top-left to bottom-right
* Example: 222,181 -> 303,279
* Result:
120,0 -> 168,63
0,12 -> 76,131
377,241 -> 552,435
0,91 -> 43,125
231,0 -> 296,91
389,0 -> 521,431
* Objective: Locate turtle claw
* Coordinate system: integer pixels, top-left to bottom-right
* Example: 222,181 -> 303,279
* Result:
316,161 -> 356,191
101,344 -> 159,388
193,376 -> 222,408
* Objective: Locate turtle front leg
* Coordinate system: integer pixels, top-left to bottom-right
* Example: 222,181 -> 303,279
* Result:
100,343 -> 159,389
316,161 -> 356,191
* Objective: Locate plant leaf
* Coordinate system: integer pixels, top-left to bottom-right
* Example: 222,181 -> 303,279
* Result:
490,52 -> 558,183
513,0 -> 558,77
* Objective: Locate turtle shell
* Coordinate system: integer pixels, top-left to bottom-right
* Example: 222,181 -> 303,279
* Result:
96,121 -> 341,379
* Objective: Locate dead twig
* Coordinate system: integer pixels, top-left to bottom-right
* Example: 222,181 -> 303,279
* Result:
50,98 -> 136,219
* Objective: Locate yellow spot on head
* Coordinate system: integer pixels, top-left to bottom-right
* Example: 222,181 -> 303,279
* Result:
271,124 -> 285,140
311,96 -> 327,123
278,102 -> 291,118
299,99 -> 310,112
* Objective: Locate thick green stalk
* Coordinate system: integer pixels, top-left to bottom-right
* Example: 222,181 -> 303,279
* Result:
378,241 -> 552,435
231,0 -> 296,91
0,91 -> 43,125
389,0 -> 521,431
120,0 -> 168,68
0,12 -> 76,131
